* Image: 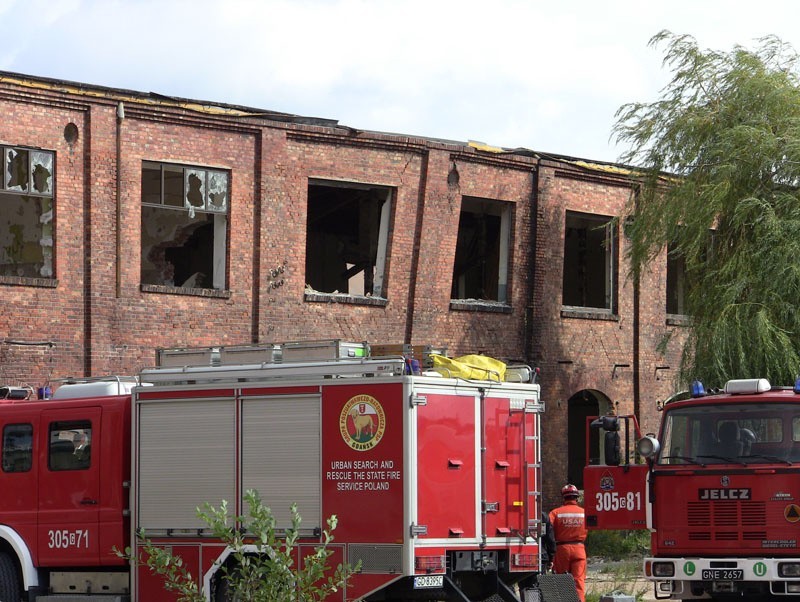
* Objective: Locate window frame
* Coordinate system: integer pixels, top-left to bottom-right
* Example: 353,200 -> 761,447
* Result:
140,160 -> 230,291
0,145 -> 56,281
2,423 -> 33,473
450,196 -> 512,304
666,240 -> 688,316
304,178 -> 393,300
48,419 -> 92,472
561,210 -> 617,313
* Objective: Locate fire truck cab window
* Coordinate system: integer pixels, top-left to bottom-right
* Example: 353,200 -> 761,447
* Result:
2,423 -> 33,473
659,404 -> 793,465
49,420 -> 92,471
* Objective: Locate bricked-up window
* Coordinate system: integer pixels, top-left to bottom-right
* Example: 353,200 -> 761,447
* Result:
451,197 -> 510,302
562,211 -> 617,311
666,241 -> 687,315
305,180 -> 391,297
0,146 -> 54,278
141,161 -> 229,290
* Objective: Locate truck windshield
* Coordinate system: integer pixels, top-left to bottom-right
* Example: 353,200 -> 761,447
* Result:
658,402 -> 800,465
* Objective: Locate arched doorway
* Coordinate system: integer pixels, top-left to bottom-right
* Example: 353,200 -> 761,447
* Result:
566,389 -> 613,487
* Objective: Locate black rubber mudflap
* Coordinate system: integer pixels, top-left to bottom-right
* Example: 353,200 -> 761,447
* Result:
522,588 -> 543,602
535,573 -> 580,602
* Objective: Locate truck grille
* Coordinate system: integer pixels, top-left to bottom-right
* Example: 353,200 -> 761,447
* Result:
348,544 -> 402,574
686,501 -> 766,541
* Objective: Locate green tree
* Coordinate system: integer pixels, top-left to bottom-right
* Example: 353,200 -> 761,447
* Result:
615,30 -> 800,386
124,490 -> 359,602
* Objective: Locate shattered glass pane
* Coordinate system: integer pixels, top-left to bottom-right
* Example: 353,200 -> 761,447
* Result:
5,148 -> 29,193
207,170 -> 228,212
31,151 -> 53,195
185,169 -> 205,209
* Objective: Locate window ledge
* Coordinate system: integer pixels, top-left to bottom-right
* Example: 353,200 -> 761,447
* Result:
666,314 -> 691,326
140,284 -> 231,299
0,275 -> 58,288
560,306 -> 618,321
449,299 -> 512,313
304,292 -> 388,307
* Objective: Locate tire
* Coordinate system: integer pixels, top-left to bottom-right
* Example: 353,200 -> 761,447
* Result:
214,574 -> 240,602
0,552 -> 20,602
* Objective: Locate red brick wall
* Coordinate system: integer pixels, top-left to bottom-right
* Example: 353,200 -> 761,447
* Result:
0,75 -> 689,511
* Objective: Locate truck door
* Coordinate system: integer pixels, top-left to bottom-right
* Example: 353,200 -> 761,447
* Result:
483,395 -> 539,542
38,407 -> 101,565
416,391 -> 478,540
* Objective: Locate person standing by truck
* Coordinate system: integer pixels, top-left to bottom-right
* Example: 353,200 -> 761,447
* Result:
549,484 -> 588,602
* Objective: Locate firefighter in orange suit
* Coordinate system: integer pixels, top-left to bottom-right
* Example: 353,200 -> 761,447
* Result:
549,484 -> 588,602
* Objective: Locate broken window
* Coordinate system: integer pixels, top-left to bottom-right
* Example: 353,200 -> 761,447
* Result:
140,161 -> 229,290
305,180 -> 391,297
666,241 -> 687,315
562,211 -> 617,310
451,196 -> 511,302
0,146 -> 54,278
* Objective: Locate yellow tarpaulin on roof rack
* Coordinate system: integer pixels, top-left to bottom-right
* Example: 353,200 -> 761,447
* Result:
431,354 -> 506,381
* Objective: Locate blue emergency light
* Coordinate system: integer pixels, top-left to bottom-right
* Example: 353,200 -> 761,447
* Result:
691,379 -> 706,398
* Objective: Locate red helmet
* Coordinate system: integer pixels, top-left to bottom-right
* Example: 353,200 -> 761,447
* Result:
561,484 -> 579,499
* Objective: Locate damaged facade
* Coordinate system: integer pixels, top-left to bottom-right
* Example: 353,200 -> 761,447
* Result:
0,71 -> 689,507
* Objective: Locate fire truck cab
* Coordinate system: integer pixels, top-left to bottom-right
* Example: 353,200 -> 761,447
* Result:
585,378 -> 800,601
0,378 -> 135,602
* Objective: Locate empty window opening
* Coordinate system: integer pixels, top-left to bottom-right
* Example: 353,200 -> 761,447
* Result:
666,241 -> 687,315
141,162 -> 229,290
451,197 -> 511,302
562,211 -> 616,310
0,146 -> 54,278
305,181 -> 391,297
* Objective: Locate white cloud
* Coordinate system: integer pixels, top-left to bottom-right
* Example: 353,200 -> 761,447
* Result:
2,0 -> 800,162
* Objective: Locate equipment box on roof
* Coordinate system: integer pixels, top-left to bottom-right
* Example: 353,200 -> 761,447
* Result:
370,343 -> 447,367
281,339 -> 368,361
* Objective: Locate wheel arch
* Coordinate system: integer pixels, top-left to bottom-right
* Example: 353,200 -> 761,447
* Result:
0,526 -> 39,592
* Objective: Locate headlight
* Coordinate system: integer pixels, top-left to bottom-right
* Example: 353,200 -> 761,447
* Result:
637,435 -> 660,459
779,563 -> 800,577
652,562 -> 675,577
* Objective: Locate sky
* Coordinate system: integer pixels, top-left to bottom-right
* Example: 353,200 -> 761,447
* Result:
2,0 -> 800,164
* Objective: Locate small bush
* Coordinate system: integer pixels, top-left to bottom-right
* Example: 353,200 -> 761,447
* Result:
120,489 -> 359,601
586,529 -> 649,561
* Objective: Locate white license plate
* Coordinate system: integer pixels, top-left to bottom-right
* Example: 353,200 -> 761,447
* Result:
702,569 -> 743,581
414,575 -> 444,589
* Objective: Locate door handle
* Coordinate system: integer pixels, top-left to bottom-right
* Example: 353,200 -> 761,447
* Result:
80,498 -> 98,505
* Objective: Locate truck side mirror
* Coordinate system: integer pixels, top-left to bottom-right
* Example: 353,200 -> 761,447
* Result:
604,431 -> 621,466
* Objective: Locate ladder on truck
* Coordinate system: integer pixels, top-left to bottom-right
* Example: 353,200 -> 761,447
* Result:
142,341 -> 406,385
522,406 -> 542,544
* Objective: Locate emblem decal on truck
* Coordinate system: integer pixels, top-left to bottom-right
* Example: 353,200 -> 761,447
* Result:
784,504 -> 800,523
340,395 -> 386,451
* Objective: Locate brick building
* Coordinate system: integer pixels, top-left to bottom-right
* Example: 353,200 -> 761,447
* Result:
0,71 -> 688,509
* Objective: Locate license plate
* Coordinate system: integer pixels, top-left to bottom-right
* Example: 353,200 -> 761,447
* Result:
414,575 -> 444,589
702,569 -> 743,580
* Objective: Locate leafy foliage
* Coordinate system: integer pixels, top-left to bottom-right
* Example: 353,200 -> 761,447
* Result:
586,529 -> 649,561
615,30 -> 800,386
122,490 -> 359,602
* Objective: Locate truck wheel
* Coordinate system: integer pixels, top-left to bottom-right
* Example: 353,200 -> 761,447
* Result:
214,576 -> 239,602
0,552 -> 20,602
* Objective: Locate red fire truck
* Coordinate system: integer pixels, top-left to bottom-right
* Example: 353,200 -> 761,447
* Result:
584,378 -> 800,601
0,341 -> 547,601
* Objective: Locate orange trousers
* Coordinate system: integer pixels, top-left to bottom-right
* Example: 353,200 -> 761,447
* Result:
553,543 -> 586,602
